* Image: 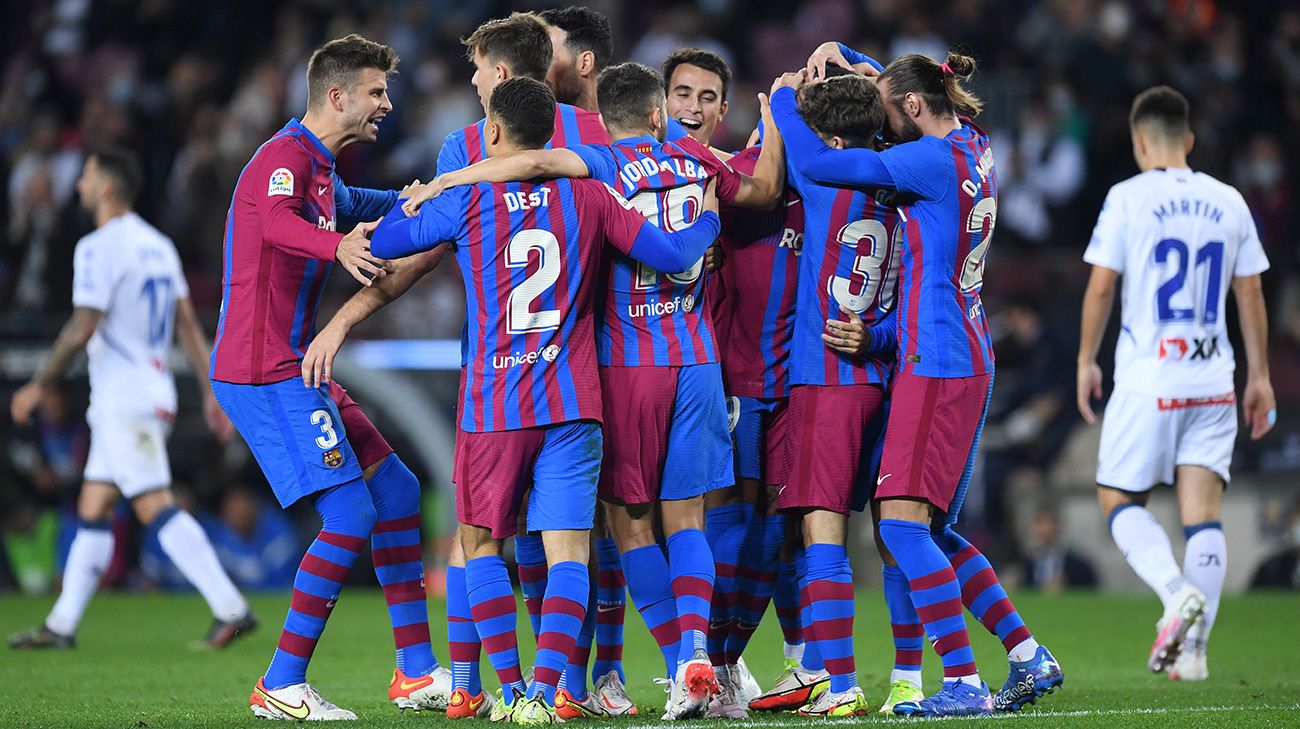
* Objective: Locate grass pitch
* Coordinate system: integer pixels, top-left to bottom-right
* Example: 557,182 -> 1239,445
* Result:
1,590 -> 1297,728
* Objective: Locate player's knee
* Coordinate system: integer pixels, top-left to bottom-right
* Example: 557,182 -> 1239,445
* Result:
365,453 -> 420,518
130,489 -> 176,525
77,482 -> 119,522
316,479 -> 378,537
1097,485 -> 1146,519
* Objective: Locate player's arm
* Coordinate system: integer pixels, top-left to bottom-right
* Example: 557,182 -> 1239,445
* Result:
10,307 -> 102,425
333,172 -> 402,221
823,308 -> 897,357
805,42 -> 884,79
726,92 -> 785,210
599,180 -> 722,272
174,296 -> 234,442
402,149 -> 593,216
1233,273 -> 1275,440
371,187 -> 465,260
259,148 -> 385,285
1076,264 -> 1118,425
302,249 -> 447,388
769,84 -> 899,192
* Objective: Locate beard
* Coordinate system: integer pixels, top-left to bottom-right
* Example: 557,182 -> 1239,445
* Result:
890,100 -> 924,143
550,64 -> 583,106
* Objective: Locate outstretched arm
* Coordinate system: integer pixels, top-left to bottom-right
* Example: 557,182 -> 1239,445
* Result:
770,85 -> 896,189
10,307 -> 102,424
402,149 -> 591,216
727,92 -> 786,210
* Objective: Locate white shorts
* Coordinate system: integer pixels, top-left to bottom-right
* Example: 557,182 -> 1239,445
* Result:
83,407 -> 174,498
1096,391 -> 1235,492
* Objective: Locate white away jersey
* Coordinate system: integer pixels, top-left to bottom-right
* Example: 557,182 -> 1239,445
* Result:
1084,168 -> 1268,398
72,212 -> 189,415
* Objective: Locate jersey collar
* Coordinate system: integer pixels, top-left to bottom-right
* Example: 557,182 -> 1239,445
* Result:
612,134 -> 660,148
283,118 -> 335,162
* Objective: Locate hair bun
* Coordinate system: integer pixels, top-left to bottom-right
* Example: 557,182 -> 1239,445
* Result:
944,52 -> 977,79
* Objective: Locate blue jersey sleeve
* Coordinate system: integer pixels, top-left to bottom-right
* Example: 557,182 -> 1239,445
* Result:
332,173 -> 399,221
771,87 -> 897,190
371,188 -> 466,259
836,43 -> 884,73
436,131 -> 469,176
879,138 -> 952,201
865,310 -> 898,355
627,211 -> 722,273
665,117 -> 690,142
571,145 -> 619,187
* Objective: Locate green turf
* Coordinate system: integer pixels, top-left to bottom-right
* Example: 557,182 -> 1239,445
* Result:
1,590 -> 1297,727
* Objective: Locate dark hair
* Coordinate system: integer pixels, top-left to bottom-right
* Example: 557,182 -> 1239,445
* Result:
661,48 -> 731,101
306,34 -> 399,109
538,6 -> 613,71
823,63 -> 858,79
1130,85 -> 1190,138
89,146 -> 143,204
878,51 -> 982,118
462,12 -> 552,82
796,76 -> 885,149
596,62 -> 665,132
490,77 -> 556,149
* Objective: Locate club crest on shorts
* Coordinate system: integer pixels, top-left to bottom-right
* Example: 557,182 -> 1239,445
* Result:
323,447 -> 344,468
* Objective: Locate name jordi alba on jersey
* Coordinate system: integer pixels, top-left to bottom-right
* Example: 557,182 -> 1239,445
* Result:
1084,168 -> 1269,398
574,136 -> 740,368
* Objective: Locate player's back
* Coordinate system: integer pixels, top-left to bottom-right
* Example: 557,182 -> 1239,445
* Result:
438,103 -> 610,174
711,145 -> 801,398
785,151 -> 896,387
1085,167 -> 1268,398
448,176 -> 617,432
579,134 -> 736,367
73,212 -> 187,413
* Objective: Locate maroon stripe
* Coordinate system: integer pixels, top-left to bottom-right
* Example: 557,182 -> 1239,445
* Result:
533,666 -> 562,688
317,531 -> 367,553
915,599 -> 964,624
449,640 -> 481,662
472,595 -> 520,621
499,666 -> 524,686
290,589 -> 334,619
909,566 -> 957,592
570,644 -> 591,665
896,649 -> 923,665
960,567 -> 999,606
648,618 -> 682,649
596,644 -> 620,660
382,579 -> 427,607
943,661 -> 978,679
980,597 -> 1016,633
524,597 -> 543,620
277,630 -> 319,658
300,553 -> 350,584
482,632 -> 519,655
372,544 -> 422,567
541,596 -> 587,621
373,515 -> 422,534
715,562 -> 738,579
814,616 -> 855,640
892,623 -> 926,639
933,631 -> 972,657
1003,625 -> 1032,652
823,656 -> 856,676
595,606 -> 624,623
518,563 -> 548,583
671,575 -> 713,601
948,544 -> 980,571
678,613 -> 709,633
809,579 -> 854,602
393,622 -> 430,648
597,572 -> 626,589
735,564 -> 766,581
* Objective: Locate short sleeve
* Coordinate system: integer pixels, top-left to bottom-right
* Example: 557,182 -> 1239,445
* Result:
878,138 -> 951,201
571,145 -> 619,187
1232,192 -> 1270,277
1082,186 -> 1127,273
71,237 -> 112,311
437,131 -> 469,176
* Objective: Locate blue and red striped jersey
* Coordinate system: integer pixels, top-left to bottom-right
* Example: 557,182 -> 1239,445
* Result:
370,177 -> 720,433
572,134 -> 739,367
879,120 -> 996,378
212,118 -> 397,384
707,145 -> 802,398
437,103 -> 610,175
784,146 -> 897,388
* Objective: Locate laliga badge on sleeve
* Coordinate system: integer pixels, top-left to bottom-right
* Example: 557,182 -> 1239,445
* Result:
269,167 -> 294,197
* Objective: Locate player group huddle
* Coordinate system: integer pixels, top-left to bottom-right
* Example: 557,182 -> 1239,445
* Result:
9,3 -> 1277,725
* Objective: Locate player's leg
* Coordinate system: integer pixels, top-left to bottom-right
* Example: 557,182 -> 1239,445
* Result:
515,527 -> 548,640
590,520 -> 628,688
131,488 -> 253,645
1172,465 -> 1227,681
444,532 -> 489,719
873,507 -> 926,713
10,481 -> 118,648
605,501 -> 681,677
333,382 -> 449,709
461,526 -> 528,708
876,372 -> 994,717
704,484 -> 747,671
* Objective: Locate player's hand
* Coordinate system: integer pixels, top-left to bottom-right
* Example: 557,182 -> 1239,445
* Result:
302,320 -> 348,389
336,220 -> 386,286
10,381 -> 45,425
398,178 -> 422,197
1242,376 -> 1276,440
704,243 -> 723,273
203,393 -> 235,443
702,176 -> 719,217
771,69 -> 807,95
822,310 -> 869,356
806,41 -> 856,80
401,176 -> 451,217
1076,360 -> 1103,425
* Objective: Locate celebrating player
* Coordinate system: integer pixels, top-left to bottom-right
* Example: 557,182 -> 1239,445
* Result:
663,48 -> 730,145
370,75 -> 725,725
539,6 -> 611,113
1077,85 -> 1274,681
209,35 -> 451,719
773,48 -> 1063,715
8,148 -> 254,652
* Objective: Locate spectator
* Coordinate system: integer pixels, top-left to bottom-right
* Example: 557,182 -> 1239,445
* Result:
1021,508 -> 1098,592
1251,501 -> 1300,590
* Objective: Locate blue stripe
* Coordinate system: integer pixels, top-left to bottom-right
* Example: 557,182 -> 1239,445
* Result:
946,370 -> 995,523
478,184 -> 501,432
288,259 -> 318,358
1183,520 -> 1222,539
554,178 -> 582,422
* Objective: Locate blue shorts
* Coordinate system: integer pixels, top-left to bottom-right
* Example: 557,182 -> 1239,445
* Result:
453,420 -> 601,539
730,396 -> 783,482
212,379 -> 363,508
599,363 -> 735,504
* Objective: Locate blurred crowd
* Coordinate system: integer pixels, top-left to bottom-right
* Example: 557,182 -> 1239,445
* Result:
1,0 -> 1299,592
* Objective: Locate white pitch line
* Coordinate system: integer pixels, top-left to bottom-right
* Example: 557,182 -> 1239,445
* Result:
619,704 -> 1299,728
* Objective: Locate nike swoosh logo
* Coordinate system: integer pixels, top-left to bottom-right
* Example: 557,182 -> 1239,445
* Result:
596,604 -> 620,614
877,473 -> 893,486
318,185 -> 329,196
784,198 -> 800,207
257,688 -> 310,720
469,694 -> 485,711
399,678 -> 432,691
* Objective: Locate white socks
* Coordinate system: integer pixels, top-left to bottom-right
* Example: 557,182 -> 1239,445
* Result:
1109,504 -> 1186,611
1008,636 -> 1042,663
890,668 -> 923,689
783,641 -> 804,662
46,523 -> 115,636
157,508 -> 249,622
1182,522 -> 1226,652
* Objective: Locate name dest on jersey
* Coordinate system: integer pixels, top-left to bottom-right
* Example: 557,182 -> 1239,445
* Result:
493,344 -> 562,370
619,156 -> 708,189
503,188 -> 552,211
628,294 -> 696,319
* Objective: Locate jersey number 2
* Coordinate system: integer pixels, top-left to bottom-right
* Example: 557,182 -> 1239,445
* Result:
506,230 -> 563,334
